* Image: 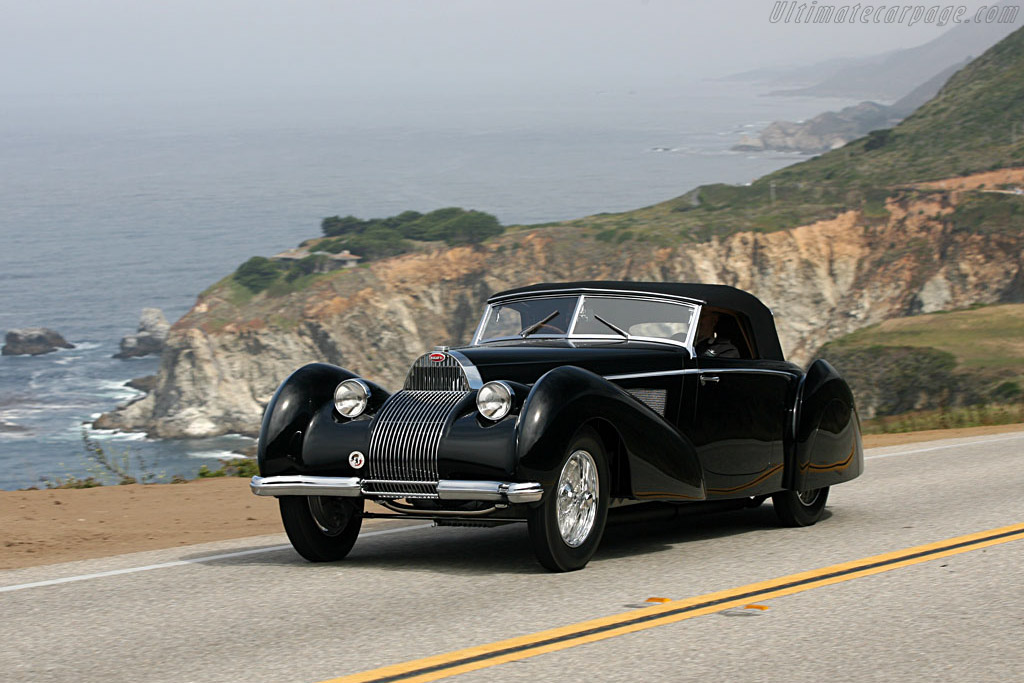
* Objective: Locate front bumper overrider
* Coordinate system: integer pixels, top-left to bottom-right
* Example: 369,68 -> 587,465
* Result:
250,475 -> 543,504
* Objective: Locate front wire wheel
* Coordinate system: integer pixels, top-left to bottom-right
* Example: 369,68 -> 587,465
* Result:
772,486 -> 829,527
279,496 -> 364,562
528,427 -> 610,572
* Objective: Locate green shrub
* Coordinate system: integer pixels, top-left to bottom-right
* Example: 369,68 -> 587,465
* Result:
198,457 -> 259,478
315,207 -> 504,259
234,257 -> 281,292
284,254 -> 328,282
991,381 -> 1022,402
863,129 -> 893,151
949,194 -> 1024,234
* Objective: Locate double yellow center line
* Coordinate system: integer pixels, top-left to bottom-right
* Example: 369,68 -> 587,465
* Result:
327,522 -> 1024,683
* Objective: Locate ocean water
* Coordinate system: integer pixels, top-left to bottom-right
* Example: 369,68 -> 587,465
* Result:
0,84 -> 858,490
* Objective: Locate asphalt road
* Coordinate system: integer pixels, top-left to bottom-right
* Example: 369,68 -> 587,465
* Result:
2,432 -> 1022,683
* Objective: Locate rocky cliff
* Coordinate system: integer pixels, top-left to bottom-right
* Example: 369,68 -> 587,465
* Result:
96,170 -> 1024,439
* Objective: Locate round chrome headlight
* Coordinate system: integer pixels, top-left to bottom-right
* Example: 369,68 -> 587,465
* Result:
334,379 -> 370,418
477,381 -> 513,421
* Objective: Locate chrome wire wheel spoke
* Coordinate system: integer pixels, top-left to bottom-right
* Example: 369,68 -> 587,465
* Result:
556,449 -> 599,548
797,488 -> 820,506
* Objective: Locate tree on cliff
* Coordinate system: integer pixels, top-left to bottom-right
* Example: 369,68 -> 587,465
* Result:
321,215 -> 365,237
431,210 -> 503,245
318,207 -> 505,254
234,256 -> 280,292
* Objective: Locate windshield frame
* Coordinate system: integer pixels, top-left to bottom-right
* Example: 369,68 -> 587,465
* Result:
472,292 -> 700,351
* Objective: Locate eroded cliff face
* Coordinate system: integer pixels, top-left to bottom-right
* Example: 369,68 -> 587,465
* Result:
97,177 -> 1024,438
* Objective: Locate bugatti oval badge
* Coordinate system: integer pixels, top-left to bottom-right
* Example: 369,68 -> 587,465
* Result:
428,352 -> 446,362
348,451 -> 365,469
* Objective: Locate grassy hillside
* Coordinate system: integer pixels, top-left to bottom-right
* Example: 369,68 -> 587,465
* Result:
817,304 -> 1024,421
562,26 -> 1024,242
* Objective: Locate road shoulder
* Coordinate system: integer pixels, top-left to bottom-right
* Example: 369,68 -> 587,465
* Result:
3,423 -> 1021,570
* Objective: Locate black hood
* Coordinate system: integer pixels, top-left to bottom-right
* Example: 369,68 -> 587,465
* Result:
454,339 -> 687,385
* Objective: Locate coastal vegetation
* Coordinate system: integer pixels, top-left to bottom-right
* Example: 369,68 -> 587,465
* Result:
231,207 -> 504,293
815,303 -> 1024,420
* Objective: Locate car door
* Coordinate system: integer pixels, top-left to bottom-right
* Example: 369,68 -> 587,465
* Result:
692,358 -> 794,499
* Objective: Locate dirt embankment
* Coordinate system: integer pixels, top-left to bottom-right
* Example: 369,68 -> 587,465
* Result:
2,424 -> 1022,571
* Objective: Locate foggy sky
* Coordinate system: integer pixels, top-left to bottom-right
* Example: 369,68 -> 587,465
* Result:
0,0 -> 995,101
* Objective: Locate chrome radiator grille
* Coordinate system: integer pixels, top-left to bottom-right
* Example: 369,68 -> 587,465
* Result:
365,390 -> 467,497
404,353 -> 469,391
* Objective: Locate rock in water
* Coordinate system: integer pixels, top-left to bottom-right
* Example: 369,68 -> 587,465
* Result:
125,375 -> 158,393
114,308 -> 170,359
2,328 -> 75,356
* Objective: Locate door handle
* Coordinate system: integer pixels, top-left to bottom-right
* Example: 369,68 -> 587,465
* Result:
700,375 -> 720,386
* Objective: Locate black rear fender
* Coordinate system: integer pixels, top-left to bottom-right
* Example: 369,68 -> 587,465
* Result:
516,366 -> 705,501
789,360 -> 864,491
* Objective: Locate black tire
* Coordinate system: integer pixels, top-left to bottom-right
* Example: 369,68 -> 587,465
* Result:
279,496 -> 364,562
772,487 -> 829,527
527,427 -> 610,572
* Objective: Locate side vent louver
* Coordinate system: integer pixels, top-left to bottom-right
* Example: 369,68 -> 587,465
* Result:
628,388 -> 667,416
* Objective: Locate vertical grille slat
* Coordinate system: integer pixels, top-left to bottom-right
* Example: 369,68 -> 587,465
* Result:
364,352 -> 473,498
404,353 -> 470,391
366,389 -> 467,498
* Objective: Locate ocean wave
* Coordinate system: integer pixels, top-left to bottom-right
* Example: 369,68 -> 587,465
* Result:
221,433 -> 257,443
185,449 -> 242,460
81,423 -> 150,442
96,379 -> 145,402
0,405 -> 55,419
0,419 -> 32,438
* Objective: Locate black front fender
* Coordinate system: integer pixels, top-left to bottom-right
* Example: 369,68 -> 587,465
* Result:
258,363 -> 387,477
515,366 -> 705,501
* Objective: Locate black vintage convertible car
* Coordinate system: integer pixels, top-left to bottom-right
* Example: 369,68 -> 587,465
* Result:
252,281 -> 863,571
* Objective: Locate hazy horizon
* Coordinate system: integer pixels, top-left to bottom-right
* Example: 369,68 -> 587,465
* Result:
0,0 -> 998,109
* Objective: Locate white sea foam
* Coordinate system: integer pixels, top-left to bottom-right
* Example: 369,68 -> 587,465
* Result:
96,379 -> 145,402
81,423 -> 150,442
0,405 -> 53,419
185,449 -> 242,460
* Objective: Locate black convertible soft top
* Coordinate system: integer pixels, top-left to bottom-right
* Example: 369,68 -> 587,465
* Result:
490,281 -> 785,361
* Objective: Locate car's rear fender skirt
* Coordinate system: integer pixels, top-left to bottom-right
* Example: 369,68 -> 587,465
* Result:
515,366 -> 706,501
789,359 -> 864,491
257,363 -> 387,477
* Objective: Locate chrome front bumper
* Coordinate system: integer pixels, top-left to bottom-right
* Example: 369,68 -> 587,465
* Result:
250,475 -> 544,504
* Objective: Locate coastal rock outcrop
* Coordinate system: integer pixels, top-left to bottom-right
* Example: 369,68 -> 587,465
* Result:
733,102 -> 899,154
114,308 -> 170,359
2,328 -> 75,356
96,173 -> 1024,439
734,61 -> 965,155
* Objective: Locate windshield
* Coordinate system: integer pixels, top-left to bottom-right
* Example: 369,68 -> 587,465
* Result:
476,294 -> 696,345
477,296 -> 579,342
575,296 -> 694,342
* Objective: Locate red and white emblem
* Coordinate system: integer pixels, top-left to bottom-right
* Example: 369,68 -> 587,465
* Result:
348,451 -> 365,469
428,352 -> 446,362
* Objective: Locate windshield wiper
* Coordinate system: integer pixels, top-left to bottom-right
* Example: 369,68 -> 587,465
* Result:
520,310 -> 559,338
593,314 -> 629,340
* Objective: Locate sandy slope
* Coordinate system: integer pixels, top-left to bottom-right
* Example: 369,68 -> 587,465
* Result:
2,423 -> 1021,570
